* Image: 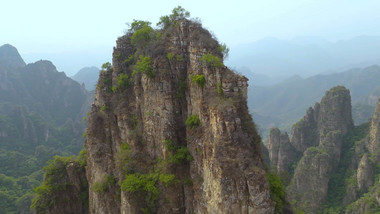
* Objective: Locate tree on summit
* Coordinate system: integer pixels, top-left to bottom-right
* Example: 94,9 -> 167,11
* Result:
157,6 -> 190,29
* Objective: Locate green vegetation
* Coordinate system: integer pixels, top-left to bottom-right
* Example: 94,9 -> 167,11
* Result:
101,62 -> 112,71
168,147 -> 193,164
324,123 -> 370,211
166,52 -> 174,60
217,83 -> 223,95
121,171 -> 177,213
164,139 -> 193,165
115,143 -> 132,173
127,20 -> 152,33
199,53 -> 223,68
157,6 -> 190,29
185,115 -> 200,129
218,43 -> 229,59
91,174 -> 116,193
266,172 -> 285,213
100,104 -> 109,112
131,23 -> 155,48
191,74 -> 206,87
31,155 -> 88,213
158,174 -> 177,187
114,73 -> 130,92
133,55 -> 155,78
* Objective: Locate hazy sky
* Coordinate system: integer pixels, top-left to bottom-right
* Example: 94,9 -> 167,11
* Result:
2,0 -> 380,75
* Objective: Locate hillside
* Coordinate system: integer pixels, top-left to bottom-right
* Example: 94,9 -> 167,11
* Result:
266,86 -> 380,213
250,65 -> 380,136
0,44 -> 91,213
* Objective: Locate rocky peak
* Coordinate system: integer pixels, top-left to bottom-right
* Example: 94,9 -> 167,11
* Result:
318,85 -> 353,138
266,128 -> 297,174
84,14 -> 275,214
285,86 -> 354,213
0,44 -> 26,70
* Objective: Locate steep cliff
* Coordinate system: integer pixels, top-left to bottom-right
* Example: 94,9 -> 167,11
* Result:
83,10 -> 275,214
266,86 -> 380,213
266,128 -> 298,175
287,86 -> 353,213
343,99 -> 380,213
266,86 -> 353,213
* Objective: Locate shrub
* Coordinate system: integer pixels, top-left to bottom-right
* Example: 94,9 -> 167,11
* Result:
131,25 -> 154,48
163,139 -> 176,152
133,56 -> 155,78
101,62 -> 112,71
191,74 -> 206,87
91,174 -> 116,193
115,143 -> 132,173
127,20 -> 151,34
266,172 -> 285,213
163,139 -> 193,165
176,55 -> 183,62
169,147 -> 193,164
166,53 -> 174,60
185,115 -> 200,129
158,174 -> 178,187
100,105 -> 109,112
116,73 -> 130,91
199,54 -> 223,68
157,6 -> 190,29
218,43 -> 229,59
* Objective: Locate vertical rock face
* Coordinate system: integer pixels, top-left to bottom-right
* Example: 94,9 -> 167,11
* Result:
368,98 -> 380,160
285,86 -> 353,213
266,128 -> 297,174
85,19 -> 274,214
356,154 -> 373,192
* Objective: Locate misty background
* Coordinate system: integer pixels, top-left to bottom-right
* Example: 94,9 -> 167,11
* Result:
1,0 -> 380,77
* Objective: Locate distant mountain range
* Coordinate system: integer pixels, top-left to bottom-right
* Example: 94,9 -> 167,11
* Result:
0,44 -> 92,213
71,66 -> 99,91
228,36 -> 380,80
250,65 -> 380,136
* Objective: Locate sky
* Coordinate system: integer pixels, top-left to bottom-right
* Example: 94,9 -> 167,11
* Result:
1,0 -> 380,75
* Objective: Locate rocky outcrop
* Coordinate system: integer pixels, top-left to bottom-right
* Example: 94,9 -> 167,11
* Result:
266,128 -> 298,174
356,154 -> 373,192
85,18 -> 275,214
286,86 -> 353,213
32,156 -> 88,214
368,98 -> 380,161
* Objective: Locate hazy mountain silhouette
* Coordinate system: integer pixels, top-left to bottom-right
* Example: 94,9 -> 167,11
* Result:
228,36 -> 380,78
71,66 -> 99,91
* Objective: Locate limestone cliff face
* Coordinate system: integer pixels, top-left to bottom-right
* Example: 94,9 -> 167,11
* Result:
368,98 -> 380,161
266,128 -> 297,174
286,86 -> 353,213
85,19 -> 274,214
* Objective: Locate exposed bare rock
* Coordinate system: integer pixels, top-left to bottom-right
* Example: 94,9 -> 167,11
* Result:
84,19 -> 275,214
287,86 -> 353,213
266,128 -> 298,174
356,154 -> 373,192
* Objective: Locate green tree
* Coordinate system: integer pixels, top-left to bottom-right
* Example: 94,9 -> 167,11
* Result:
157,6 -> 190,28
127,20 -> 151,33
